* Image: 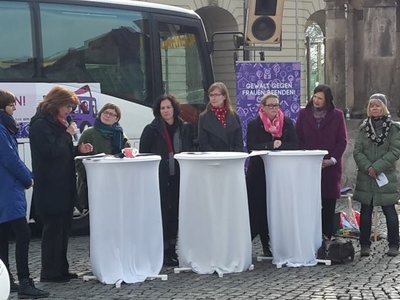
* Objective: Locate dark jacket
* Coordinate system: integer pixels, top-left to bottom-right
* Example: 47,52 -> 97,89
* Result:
296,107 -> 347,199
198,110 -> 243,152
247,115 -> 298,181
246,115 -> 298,152
353,121 -> 400,206
139,117 -> 193,186
0,123 -> 32,223
246,116 -> 298,215
29,111 -> 78,217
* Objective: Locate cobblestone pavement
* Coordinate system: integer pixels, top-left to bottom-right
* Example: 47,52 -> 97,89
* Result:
7,198 -> 400,300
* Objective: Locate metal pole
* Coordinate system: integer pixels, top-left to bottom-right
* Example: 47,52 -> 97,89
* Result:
295,0 -> 299,60
243,0 -> 250,60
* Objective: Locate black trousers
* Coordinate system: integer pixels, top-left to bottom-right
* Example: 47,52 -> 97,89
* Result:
322,198 -> 337,239
360,203 -> 399,247
246,164 -> 269,250
160,175 -> 179,254
0,217 -> 31,280
40,211 -> 72,278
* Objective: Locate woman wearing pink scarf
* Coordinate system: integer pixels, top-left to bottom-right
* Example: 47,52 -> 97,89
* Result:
246,93 -> 298,257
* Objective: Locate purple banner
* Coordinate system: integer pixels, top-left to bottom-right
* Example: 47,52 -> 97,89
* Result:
235,62 -> 301,149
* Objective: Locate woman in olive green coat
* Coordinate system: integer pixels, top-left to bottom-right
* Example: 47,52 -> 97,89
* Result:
76,103 -> 130,210
353,93 -> 400,257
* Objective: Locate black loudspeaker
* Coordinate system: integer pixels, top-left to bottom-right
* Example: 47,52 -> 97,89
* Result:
245,0 -> 285,44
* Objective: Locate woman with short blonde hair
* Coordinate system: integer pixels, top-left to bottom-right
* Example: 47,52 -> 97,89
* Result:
354,93 -> 400,257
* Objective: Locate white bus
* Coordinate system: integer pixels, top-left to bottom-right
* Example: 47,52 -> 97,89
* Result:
0,0 -> 214,232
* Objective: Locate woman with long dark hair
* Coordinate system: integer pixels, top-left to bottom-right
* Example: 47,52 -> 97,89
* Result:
296,84 -> 347,239
140,95 -> 193,266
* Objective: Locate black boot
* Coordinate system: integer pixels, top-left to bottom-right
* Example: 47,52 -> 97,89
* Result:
18,278 -> 50,299
9,273 -> 19,293
260,235 -> 272,257
163,244 -> 178,267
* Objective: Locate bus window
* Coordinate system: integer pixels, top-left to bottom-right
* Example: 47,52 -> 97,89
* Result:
159,22 -> 206,122
0,1 -> 34,80
40,3 -> 151,105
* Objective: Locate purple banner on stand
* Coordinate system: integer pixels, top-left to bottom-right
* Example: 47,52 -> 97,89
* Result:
235,62 -> 301,150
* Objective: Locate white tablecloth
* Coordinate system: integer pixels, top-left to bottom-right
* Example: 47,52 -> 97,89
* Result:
83,156 -> 163,284
257,150 -> 328,267
0,259 -> 10,300
175,152 -> 252,275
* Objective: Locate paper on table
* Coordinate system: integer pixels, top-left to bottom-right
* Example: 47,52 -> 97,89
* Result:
376,172 -> 389,187
74,153 -> 107,160
249,150 -> 270,157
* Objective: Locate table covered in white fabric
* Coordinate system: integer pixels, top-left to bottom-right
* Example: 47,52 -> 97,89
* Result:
83,156 -> 163,284
174,152 -> 251,275
257,150 -> 328,267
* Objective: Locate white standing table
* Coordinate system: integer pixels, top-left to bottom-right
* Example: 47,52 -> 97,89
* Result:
254,150 -> 328,267
174,152 -> 253,276
83,155 -> 165,285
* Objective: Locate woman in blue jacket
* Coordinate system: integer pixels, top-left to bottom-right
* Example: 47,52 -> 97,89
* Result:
0,90 -> 49,298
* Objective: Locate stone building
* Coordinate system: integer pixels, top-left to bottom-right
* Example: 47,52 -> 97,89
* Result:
141,0 -> 399,119
141,0 -> 325,105
141,0 -> 400,187
326,0 -> 399,118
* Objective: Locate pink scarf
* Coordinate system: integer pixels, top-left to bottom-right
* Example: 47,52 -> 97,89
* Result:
259,108 -> 284,138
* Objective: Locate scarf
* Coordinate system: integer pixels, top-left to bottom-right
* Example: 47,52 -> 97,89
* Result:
57,116 -> 69,129
0,110 -> 18,135
364,116 -> 391,146
94,118 -> 124,154
312,107 -> 328,128
163,120 -> 183,176
259,108 -> 284,138
211,106 -> 227,128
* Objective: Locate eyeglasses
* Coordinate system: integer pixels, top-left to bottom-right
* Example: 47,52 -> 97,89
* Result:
209,93 -> 222,97
264,104 -> 280,109
102,111 -> 118,118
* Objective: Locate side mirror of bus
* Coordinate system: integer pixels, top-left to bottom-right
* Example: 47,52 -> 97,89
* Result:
233,35 -> 244,49
206,41 -> 214,54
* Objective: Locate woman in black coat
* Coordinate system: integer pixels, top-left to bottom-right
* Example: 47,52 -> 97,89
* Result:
246,93 -> 298,256
139,94 -> 193,266
198,82 -> 243,152
29,86 -> 92,282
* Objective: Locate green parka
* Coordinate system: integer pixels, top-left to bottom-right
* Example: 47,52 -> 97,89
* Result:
353,120 -> 400,206
75,127 -> 130,210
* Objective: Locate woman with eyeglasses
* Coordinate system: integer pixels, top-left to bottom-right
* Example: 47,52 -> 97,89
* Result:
296,84 -> 347,240
0,90 -> 49,298
75,103 -> 130,211
139,95 -> 194,266
198,82 -> 243,151
29,86 -> 93,283
246,93 -> 298,257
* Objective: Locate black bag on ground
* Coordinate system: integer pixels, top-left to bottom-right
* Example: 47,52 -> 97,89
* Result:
317,238 -> 355,263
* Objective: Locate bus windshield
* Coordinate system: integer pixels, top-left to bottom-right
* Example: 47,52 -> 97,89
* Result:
0,0 -> 213,139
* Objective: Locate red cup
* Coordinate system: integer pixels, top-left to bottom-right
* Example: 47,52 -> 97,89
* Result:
122,148 -> 137,158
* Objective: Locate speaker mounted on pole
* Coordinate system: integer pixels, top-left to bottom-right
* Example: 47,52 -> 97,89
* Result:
245,0 -> 285,45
